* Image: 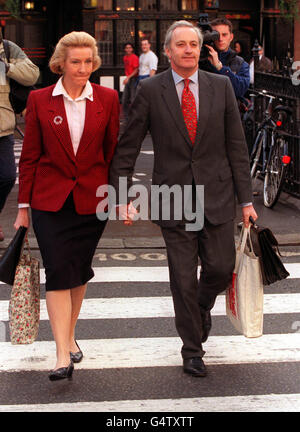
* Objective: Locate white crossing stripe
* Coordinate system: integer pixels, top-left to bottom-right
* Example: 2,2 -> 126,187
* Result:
0,333 -> 299,372
0,293 -> 300,321
0,263 -> 299,285
1,393 -> 299,412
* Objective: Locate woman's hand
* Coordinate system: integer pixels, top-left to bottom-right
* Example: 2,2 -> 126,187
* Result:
14,208 -> 30,231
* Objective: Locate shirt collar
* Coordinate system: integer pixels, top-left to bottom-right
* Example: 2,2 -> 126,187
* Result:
52,76 -> 93,102
171,69 -> 198,85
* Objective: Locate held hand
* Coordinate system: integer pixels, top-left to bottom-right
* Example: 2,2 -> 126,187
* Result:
242,205 -> 258,228
205,45 -> 221,69
117,202 -> 138,226
14,208 -> 30,231
123,77 -> 129,85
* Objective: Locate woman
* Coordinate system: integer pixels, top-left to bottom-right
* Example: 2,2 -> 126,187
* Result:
14,31 -> 120,381
234,40 -> 250,63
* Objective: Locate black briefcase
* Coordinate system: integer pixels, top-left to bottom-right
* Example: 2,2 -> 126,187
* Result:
0,226 -> 27,285
249,217 -> 289,286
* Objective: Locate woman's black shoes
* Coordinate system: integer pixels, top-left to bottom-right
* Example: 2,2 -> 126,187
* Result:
70,340 -> 83,363
49,361 -> 74,381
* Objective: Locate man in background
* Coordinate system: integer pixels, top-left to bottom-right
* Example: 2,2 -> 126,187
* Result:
137,39 -> 158,85
0,30 -> 39,240
122,42 -> 139,123
250,45 -> 272,84
205,18 -> 250,100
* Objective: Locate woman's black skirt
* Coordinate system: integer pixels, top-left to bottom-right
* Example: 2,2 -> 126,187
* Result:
31,193 -> 107,292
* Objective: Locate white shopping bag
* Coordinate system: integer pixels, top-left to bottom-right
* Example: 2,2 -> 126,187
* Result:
226,225 -> 264,338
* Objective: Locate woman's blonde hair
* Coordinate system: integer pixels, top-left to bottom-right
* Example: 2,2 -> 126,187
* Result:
49,31 -> 101,75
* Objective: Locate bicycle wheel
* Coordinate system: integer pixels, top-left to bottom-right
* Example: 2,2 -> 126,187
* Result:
263,137 -> 288,208
250,130 -> 264,178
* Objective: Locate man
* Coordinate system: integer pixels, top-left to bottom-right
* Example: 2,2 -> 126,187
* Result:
122,42 -> 139,122
250,45 -> 272,84
110,21 -> 257,377
205,18 -> 250,100
137,39 -> 158,85
0,31 -> 39,241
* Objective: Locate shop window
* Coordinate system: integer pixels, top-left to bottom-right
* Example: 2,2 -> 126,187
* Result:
138,0 -> 157,11
116,20 -> 135,65
95,21 -> 113,65
116,0 -> 135,10
181,0 -> 198,10
263,0 -> 276,9
97,0 -> 112,10
160,20 -> 173,65
83,0 -> 98,7
160,0 -> 178,10
138,21 -> 157,52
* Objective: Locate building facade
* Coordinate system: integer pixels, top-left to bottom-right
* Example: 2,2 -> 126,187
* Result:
0,0 -> 297,89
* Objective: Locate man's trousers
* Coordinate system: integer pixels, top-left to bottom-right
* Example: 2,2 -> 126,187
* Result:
161,218 -> 236,359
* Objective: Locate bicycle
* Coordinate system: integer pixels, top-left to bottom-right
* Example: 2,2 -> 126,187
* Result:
249,90 -> 293,208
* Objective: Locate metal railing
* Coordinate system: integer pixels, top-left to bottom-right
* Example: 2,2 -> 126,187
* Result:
245,70 -> 300,198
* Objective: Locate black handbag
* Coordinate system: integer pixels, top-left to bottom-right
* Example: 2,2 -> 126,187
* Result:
0,226 -> 27,285
249,217 -> 290,286
3,40 -> 35,114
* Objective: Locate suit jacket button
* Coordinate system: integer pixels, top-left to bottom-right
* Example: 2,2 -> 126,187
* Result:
72,177 -> 76,181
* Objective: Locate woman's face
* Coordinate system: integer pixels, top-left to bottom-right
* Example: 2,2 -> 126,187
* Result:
234,42 -> 241,54
63,46 -> 93,87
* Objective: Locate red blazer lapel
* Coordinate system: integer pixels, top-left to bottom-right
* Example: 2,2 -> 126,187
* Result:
47,94 -> 75,162
76,90 -> 104,156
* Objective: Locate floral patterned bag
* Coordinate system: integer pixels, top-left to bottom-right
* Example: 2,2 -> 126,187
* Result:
9,239 -> 40,344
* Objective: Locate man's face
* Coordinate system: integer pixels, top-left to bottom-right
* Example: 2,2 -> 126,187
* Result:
212,24 -> 233,52
124,44 -> 134,55
141,40 -> 151,53
165,26 -> 201,76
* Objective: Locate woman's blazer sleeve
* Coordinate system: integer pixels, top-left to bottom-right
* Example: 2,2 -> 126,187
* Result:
18,91 -> 43,204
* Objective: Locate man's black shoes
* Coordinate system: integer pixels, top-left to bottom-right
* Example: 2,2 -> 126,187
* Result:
183,357 -> 207,377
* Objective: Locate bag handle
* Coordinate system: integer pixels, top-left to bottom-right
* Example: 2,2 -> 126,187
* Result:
19,233 -> 31,258
239,225 -> 255,255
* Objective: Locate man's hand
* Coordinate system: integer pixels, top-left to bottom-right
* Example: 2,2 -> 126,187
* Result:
123,77 -> 129,85
117,202 -> 138,226
205,45 -> 222,70
242,205 -> 258,228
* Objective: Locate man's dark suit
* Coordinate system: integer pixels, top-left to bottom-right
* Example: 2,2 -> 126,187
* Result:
110,67 -> 253,359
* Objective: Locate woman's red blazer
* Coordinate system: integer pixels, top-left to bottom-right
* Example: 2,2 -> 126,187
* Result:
18,83 -> 120,214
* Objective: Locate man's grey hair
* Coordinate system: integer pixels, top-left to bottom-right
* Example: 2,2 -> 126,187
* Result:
164,20 -> 203,51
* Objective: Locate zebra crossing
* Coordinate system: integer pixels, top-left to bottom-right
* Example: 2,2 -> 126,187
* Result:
0,258 -> 300,412
13,138 -> 23,185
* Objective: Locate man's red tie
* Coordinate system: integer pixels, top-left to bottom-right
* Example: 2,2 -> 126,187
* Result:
181,79 -> 197,145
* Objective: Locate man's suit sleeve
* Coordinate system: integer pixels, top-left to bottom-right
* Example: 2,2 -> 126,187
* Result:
103,90 -> 120,165
224,78 -> 253,204
109,82 -> 150,204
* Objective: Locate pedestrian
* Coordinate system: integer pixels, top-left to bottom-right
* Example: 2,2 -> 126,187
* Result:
14,31 -> 120,381
137,38 -> 158,86
122,42 -> 139,122
205,18 -> 250,100
234,40 -> 250,63
109,20 -> 257,377
249,45 -> 272,83
0,30 -> 39,241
